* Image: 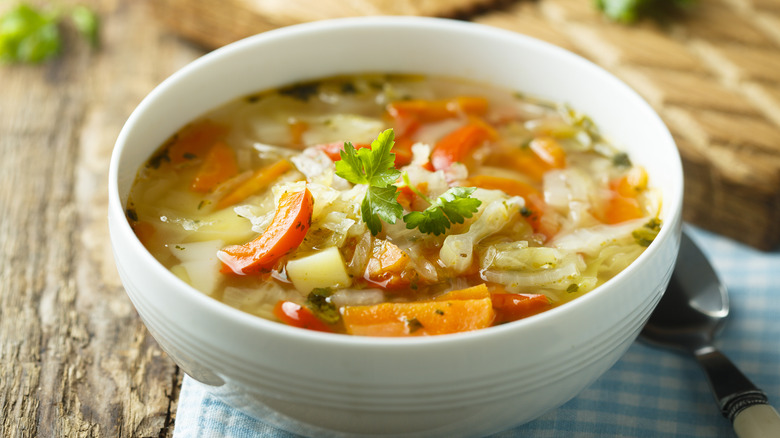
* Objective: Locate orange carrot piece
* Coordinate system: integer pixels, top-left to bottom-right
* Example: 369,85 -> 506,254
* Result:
387,97 -> 489,122
342,297 -> 495,337
190,141 -> 239,193
604,174 -> 645,224
131,221 -> 156,246
216,159 -> 293,209
273,301 -> 333,333
288,119 -> 309,147
364,239 -> 411,289
167,120 -> 228,165
434,284 -> 490,301
492,293 -> 551,324
430,121 -> 495,171
604,195 -> 643,224
529,136 -> 566,169
218,188 -> 313,274
396,185 -> 416,211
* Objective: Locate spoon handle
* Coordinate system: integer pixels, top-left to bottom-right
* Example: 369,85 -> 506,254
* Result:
695,347 -> 780,437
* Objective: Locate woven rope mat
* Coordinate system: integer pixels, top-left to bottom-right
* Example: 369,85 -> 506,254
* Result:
153,0 -> 780,250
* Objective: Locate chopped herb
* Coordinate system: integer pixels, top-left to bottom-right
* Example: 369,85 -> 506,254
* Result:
197,200 -> 210,210
340,82 -> 357,94
147,147 -> 171,169
612,152 -> 632,168
182,152 -> 197,160
125,208 -> 138,222
0,4 -> 60,64
513,91 -> 525,99
245,94 -> 261,103
368,80 -> 385,90
403,186 -> 482,236
174,245 -> 185,251
435,309 -> 445,316
520,206 -> 533,217
70,5 -> 99,48
406,317 -> 423,333
334,129 -> 403,235
0,3 -> 99,64
279,81 -> 320,101
595,0 -> 695,24
305,288 -> 340,324
567,283 -> 579,293
633,217 -> 662,246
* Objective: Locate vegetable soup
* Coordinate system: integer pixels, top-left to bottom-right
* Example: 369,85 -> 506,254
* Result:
126,74 -> 661,336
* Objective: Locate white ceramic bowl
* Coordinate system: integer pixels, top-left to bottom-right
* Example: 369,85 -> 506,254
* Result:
109,17 -> 683,437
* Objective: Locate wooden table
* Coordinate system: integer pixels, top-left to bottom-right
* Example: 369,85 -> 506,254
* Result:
0,1 -> 199,435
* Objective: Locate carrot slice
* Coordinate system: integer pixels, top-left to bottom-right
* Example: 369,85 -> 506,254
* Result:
216,159 -> 293,209
218,188 -> 313,274
434,284 -> 490,301
273,301 -> 333,333
167,120 -> 228,165
603,171 -> 646,224
342,298 -> 495,337
492,293 -> 551,324
387,97 -> 489,122
364,239 -> 411,289
190,141 -> 239,193
604,195 -> 643,224
288,120 -> 309,147
529,136 -> 566,169
430,120 -> 495,171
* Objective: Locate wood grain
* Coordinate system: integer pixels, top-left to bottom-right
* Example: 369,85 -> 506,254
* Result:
0,1 -> 202,436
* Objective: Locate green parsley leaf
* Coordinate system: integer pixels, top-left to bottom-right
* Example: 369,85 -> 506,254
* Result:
0,4 -> 61,64
632,217 -> 662,247
305,288 -> 340,324
335,129 -> 403,235
363,185 -> 404,234
403,187 -> 482,236
594,0 -> 694,23
70,5 -> 99,48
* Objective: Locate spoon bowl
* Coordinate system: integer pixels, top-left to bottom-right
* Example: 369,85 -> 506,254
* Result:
641,231 -> 729,351
639,230 -> 780,437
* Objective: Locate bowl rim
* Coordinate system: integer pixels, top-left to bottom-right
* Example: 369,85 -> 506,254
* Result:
108,15 -> 683,348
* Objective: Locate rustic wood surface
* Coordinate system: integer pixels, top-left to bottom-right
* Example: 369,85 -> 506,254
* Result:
0,1 -> 202,436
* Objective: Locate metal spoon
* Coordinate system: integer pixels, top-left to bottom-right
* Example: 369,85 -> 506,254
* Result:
640,231 -> 780,437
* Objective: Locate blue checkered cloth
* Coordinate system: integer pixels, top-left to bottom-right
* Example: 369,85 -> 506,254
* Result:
173,225 -> 780,437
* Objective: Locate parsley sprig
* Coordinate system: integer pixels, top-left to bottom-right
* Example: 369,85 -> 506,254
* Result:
595,0 -> 694,23
401,173 -> 481,235
335,129 -> 404,235
335,129 -> 481,236
0,3 -> 99,64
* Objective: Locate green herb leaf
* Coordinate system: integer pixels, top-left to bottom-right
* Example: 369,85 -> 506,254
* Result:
0,4 -> 61,64
305,288 -> 340,324
70,5 -> 99,48
362,185 -> 404,235
632,217 -> 662,246
595,0 -> 695,23
335,129 -> 403,235
403,187 -> 482,236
